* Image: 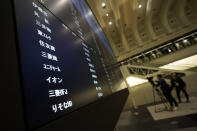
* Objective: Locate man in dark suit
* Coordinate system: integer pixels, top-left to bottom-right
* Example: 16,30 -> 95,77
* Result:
171,73 -> 190,103
155,74 -> 178,111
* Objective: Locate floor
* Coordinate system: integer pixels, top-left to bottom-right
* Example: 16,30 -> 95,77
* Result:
147,96 -> 197,120
116,96 -> 197,131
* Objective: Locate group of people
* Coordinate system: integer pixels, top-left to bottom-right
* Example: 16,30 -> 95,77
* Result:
153,73 -> 190,111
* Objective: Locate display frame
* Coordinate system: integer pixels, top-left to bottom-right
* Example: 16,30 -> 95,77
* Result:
1,1 -> 128,131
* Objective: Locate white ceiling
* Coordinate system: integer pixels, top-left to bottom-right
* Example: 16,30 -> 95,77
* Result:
86,0 -> 197,62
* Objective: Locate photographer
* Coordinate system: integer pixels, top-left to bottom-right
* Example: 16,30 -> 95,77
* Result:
148,74 -> 178,111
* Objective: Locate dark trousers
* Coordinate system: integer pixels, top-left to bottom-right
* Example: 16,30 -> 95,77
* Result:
163,90 -> 178,107
176,86 -> 189,102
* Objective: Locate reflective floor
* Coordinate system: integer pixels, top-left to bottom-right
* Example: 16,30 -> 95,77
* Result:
116,95 -> 197,131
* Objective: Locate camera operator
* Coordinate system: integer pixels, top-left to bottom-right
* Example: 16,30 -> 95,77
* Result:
149,74 -> 178,111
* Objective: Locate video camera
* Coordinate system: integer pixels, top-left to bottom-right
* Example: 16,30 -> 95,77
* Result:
147,76 -> 155,87
147,76 -> 153,82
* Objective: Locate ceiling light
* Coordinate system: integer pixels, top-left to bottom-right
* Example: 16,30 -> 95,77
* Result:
151,52 -> 156,58
159,54 -> 197,70
168,48 -> 172,53
106,13 -> 109,16
175,42 -> 180,48
138,4 -> 142,8
101,2 -> 106,8
183,39 -> 188,43
109,21 -> 112,25
126,76 -> 148,87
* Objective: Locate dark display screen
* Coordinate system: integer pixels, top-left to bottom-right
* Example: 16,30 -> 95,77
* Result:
39,0 -> 115,58
14,0 -> 113,130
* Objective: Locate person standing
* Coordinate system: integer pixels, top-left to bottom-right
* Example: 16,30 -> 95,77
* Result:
155,74 -> 178,111
171,73 -> 190,103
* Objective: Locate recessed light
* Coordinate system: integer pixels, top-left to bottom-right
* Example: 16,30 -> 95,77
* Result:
183,39 -> 188,43
109,21 -> 112,25
106,13 -> 109,16
175,43 -> 180,48
101,2 -> 106,8
138,4 -> 142,8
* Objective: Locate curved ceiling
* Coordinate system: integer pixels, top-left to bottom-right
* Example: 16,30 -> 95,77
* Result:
86,0 -> 197,61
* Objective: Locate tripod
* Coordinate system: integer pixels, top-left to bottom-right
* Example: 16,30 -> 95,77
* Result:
152,86 -> 170,113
